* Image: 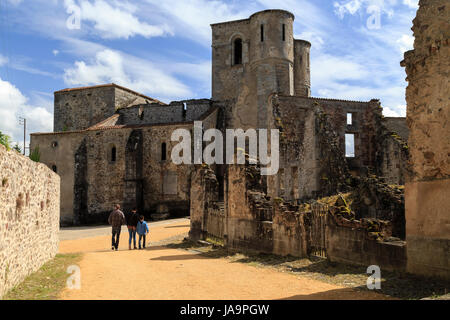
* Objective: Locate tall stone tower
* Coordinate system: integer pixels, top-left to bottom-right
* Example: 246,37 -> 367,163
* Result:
401,0 -> 449,279
211,10 -> 311,129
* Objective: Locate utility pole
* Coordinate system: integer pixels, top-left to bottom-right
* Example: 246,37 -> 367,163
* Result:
18,117 -> 26,155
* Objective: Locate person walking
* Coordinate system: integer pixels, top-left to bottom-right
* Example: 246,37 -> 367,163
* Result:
126,208 -> 139,250
108,204 -> 125,251
136,215 -> 149,250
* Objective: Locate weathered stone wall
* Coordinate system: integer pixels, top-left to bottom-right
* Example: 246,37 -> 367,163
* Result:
189,166 -> 220,240
383,117 -> 409,141
30,131 -> 85,225
269,95 -> 385,201
270,95 -> 319,200
32,104 -> 219,225
273,95 -> 380,172
377,132 -> 409,185
218,164 -> 308,257
118,100 -> 212,125
32,124 -> 193,225
326,214 -> 407,272
0,144 -> 60,298
192,160 -> 406,269
54,84 -> 159,132
401,0 -> 450,279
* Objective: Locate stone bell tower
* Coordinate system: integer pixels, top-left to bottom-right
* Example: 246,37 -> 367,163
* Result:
211,9 -> 311,130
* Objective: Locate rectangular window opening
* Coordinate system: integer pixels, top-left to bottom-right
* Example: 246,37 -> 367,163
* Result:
260,25 -> 264,42
347,113 -> 352,125
345,134 -> 355,158
282,24 -> 285,41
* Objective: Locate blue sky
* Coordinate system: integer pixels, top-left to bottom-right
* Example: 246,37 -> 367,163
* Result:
0,0 -> 418,149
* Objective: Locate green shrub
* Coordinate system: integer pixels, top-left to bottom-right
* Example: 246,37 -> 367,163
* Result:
29,146 -> 41,162
13,144 -> 22,153
0,131 -> 11,150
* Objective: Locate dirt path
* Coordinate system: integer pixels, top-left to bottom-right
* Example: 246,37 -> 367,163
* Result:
59,219 -> 393,300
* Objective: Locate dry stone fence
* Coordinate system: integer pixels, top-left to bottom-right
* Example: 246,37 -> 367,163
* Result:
0,144 -> 60,298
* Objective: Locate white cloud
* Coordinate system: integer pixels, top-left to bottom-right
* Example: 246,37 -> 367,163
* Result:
396,34 -> 414,53
53,49 -> 60,56
333,0 -> 401,19
0,54 -> 8,66
63,49 -> 193,102
0,78 -> 53,149
144,0 -> 253,44
402,0 -> 418,9
334,0 -> 363,19
64,0 -> 173,39
312,54 -> 370,84
383,105 -> 406,117
295,31 -> 324,50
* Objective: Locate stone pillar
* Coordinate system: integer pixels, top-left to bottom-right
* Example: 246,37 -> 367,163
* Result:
189,166 -> 219,240
401,0 -> 449,279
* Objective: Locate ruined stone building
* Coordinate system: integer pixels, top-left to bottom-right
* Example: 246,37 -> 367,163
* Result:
31,10 -> 408,226
401,0 -> 449,279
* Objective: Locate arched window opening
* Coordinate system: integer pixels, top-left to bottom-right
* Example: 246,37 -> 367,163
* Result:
161,142 -> 167,161
234,38 -> 242,65
111,146 -> 117,162
260,25 -> 264,42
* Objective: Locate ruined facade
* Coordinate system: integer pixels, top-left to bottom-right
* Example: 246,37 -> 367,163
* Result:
401,0 -> 449,279
31,10 -> 408,226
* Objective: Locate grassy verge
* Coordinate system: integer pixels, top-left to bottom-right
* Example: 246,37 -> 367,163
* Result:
3,253 -> 82,300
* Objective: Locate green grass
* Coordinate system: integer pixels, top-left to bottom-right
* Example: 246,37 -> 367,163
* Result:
3,253 -> 82,300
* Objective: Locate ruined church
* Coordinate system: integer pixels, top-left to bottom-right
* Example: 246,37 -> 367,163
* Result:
31,9 -> 408,226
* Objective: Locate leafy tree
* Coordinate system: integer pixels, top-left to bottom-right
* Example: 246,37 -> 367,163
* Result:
13,144 -> 22,153
0,131 -> 11,150
29,146 -> 40,162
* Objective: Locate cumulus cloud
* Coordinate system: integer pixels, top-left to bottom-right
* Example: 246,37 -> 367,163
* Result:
0,78 -> 53,150
63,49 -> 192,101
310,53 -> 406,117
64,0 -> 173,39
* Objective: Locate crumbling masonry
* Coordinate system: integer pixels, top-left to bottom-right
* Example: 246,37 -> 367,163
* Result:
401,0 -> 449,280
31,10 -> 409,260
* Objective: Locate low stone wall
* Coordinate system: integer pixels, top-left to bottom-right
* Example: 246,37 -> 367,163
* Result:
326,215 -> 407,272
205,205 -> 225,240
224,165 -> 308,257
0,145 -> 60,298
190,163 -> 407,274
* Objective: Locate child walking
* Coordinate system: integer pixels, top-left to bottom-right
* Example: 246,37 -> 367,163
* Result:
136,215 -> 149,249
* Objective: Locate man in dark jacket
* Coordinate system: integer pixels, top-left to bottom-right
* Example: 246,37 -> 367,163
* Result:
108,204 -> 125,251
126,208 -> 139,250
